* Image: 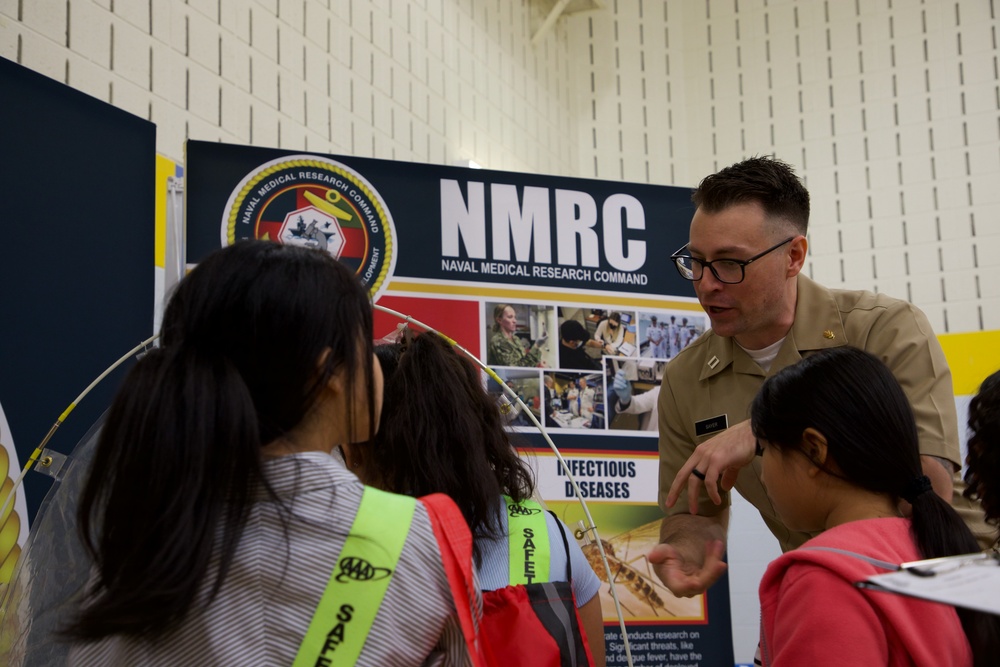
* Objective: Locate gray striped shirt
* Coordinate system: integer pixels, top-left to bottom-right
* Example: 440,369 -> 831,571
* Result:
69,452 -> 471,667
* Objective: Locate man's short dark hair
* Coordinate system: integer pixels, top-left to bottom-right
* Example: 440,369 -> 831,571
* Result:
692,156 -> 810,234
560,319 -> 589,342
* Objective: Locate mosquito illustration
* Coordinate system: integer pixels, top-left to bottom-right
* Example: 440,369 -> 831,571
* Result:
575,519 -> 704,621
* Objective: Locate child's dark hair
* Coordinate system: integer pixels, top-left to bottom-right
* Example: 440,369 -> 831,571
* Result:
368,332 -> 534,562
374,339 -> 404,381
66,241 -> 375,640
964,369 -> 1000,532
751,347 -> 1000,665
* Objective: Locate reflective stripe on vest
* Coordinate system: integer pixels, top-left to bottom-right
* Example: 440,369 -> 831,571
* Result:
293,486 -> 417,667
504,495 -> 549,585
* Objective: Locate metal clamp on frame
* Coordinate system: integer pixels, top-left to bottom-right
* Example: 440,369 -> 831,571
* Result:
33,449 -> 70,481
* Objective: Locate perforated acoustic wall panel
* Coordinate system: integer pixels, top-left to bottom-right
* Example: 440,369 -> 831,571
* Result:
570,0 -> 1000,334
1,0 -> 578,175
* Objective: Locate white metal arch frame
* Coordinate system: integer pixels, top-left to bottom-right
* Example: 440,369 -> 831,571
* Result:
0,306 -> 640,666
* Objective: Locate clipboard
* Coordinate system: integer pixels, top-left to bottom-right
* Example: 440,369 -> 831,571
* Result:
855,551 -> 1000,615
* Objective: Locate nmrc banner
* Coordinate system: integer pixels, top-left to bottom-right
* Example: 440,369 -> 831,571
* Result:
185,141 -> 733,667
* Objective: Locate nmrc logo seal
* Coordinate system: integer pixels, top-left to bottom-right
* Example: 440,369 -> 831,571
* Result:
222,155 -> 396,300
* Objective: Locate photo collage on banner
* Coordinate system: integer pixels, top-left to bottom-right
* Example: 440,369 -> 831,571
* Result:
483,303 -> 706,433
184,141 -> 733,666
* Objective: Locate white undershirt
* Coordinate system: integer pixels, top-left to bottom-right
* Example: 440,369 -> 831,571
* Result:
737,336 -> 786,373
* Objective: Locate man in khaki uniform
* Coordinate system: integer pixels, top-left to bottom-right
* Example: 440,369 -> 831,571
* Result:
649,156 -> 993,597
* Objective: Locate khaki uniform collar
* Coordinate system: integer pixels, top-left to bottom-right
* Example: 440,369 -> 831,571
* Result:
698,273 -> 847,381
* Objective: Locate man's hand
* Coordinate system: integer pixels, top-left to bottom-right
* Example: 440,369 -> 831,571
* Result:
650,513 -> 729,597
665,420 -> 756,511
648,539 -> 728,598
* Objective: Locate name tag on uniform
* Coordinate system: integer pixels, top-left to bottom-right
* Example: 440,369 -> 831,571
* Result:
695,414 -> 728,436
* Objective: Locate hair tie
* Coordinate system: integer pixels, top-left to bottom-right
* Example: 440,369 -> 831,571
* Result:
902,475 -> 933,504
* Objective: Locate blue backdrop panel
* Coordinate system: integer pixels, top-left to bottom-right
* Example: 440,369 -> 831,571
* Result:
0,56 -> 156,520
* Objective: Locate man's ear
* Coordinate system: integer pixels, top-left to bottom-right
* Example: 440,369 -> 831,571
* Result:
787,235 -> 808,277
801,427 -> 828,473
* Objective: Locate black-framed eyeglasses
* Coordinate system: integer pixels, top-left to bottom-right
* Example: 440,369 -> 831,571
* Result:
670,237 -> 795,285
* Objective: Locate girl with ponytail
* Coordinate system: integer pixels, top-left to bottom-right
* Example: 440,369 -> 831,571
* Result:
65,241 -> 476,666
751,346 -> 1000,667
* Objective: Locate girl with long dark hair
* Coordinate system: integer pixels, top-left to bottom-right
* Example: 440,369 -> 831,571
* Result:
348,332 -> 605,666
751,346 -> 1000,666
66,241 -> 475,666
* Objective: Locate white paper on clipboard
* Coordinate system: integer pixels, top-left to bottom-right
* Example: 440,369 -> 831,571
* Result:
856,552 -> 1000,615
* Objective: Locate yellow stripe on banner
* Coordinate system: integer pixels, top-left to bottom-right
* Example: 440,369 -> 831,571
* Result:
938,330 -> 1000,396
154,155 -> 177,269
385,280 -> 704,311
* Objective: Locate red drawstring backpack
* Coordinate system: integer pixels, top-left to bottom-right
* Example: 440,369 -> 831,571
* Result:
424,494 -> 596,667
479,497 -> 596,667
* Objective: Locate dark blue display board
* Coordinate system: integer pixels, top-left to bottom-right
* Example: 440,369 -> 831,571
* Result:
0,56 -> 156,521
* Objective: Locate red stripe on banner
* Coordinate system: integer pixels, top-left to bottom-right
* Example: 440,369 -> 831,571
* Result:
373,296 -> 481,359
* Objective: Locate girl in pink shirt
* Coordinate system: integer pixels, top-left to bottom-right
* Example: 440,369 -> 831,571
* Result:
750,347 -> 1000,667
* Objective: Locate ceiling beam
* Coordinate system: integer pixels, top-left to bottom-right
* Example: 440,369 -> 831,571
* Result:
531,0 -> 573,46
